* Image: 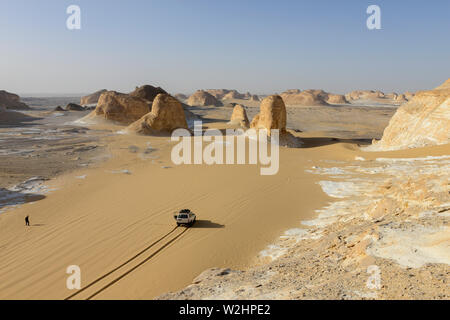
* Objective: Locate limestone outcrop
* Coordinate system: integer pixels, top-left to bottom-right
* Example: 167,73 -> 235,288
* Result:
80,89 -> 107,105
203,89 -> 257,101
204,89 -> 230,99
174,94 -> 188,101
127,94 -> 188,135
404,91 -> 415,100
130,85 -> 167,103
94,91 -> 151,124
187,90 -> 223,107
368,79 -> 450,150
394,94 -> 408,103
222,91 -> 244,100
345,90 -> 385,102
66,103 -> 85,111
228,104 -> 249,127
280,89 -> 329,106
385,93 -> 398,100
250,95 -> 286,135
250,95 -> 260,102
326,94 -> 348,104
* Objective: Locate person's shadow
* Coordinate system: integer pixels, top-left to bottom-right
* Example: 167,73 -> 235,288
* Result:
191,220 -> 224,229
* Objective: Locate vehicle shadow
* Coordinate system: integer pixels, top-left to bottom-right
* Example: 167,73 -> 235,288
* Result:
191,220 -> 224,229
300,137 -> 372,148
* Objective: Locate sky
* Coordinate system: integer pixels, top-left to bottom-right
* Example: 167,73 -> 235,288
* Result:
0,0 -> 449,95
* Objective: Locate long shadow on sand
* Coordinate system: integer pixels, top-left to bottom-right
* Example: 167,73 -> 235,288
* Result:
300,137 -> 372,149
191,220 -> 225,229
0,188 -> 46,211
0,115 -> 42,128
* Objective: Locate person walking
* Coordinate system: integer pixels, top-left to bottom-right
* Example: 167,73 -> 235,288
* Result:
25,215 -> 30,227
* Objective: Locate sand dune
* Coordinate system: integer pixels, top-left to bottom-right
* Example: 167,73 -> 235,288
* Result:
0,127 -> 342,299
0,100 -> 386,299
0,89 -> 447,300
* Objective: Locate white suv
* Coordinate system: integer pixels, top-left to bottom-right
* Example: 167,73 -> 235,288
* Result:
174,209 -> 196,226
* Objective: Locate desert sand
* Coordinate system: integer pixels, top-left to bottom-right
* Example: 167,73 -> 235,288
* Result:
0,84 -> 448,300
0,118 -> 331,299
162,80 -> 449,300
161,143 -> 450,300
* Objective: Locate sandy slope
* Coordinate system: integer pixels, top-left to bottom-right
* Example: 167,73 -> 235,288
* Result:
161,144 -> 450,300
0,103 -> 425,300
0,121 -> 366,299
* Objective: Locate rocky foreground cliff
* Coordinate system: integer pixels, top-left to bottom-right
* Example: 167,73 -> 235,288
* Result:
368,79 -> 450,151
160,153 -> 449,300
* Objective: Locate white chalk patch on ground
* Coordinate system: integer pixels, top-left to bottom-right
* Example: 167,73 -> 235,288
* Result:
318,181 -> 367,198
353,166 -> 385,174
280,228 -> 323,241
259,228 -> 323,262
367,225 -> 450,268
303,197 -> 373,228
109,169 -> 132,175
259,244 -> 288,261
306,166 -> 349,175
280,228 -> 309,239
0,149 -> 35,156
418,210 -> 436,218
376,155 -> 450,163
259,154 -> 450,268
355,156 -> 366,161
9,177 -> 50,194
303,201 -> 353,227
76,175 -> 87,179
69,118 -> 87,125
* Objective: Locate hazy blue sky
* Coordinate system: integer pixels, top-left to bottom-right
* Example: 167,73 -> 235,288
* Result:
0,0 -> 449,95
